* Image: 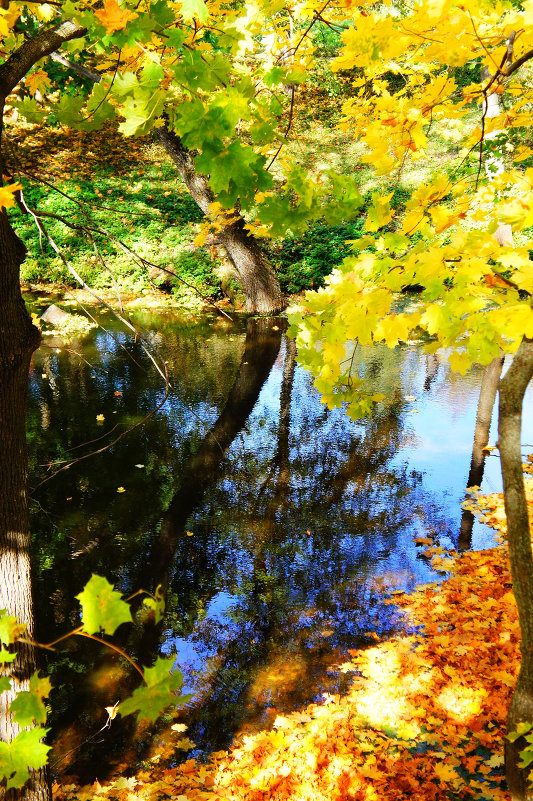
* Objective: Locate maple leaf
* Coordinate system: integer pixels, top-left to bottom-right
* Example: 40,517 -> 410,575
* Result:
10,672 -> 51,727
0,727 -> 51,789
26,69 -> 50,96
76,574 -> 133,635
119,656 -> 189,722
0,182 -> 22,210
94,0 -> 138,34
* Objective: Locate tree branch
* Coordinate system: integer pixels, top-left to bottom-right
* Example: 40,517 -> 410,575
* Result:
0,19 -> 86,95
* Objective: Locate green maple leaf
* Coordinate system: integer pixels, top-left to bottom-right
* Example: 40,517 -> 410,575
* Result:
179,0 -> 208,22
0,676 -> 11,692
0,612 -> 25,645
76,574 -> 133,636
0,727 -> 51,790
15,97 -> 46,124
10,672 -> 51,728
119,655 -> 190,722
143,585 -> 165,624
0,649 -> 15,664
118,91 -> 166,137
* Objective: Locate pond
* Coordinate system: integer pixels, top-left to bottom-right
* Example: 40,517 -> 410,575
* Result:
25,303 -> 532,782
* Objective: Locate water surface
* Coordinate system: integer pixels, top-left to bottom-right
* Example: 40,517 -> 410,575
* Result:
25,305 -> 531,780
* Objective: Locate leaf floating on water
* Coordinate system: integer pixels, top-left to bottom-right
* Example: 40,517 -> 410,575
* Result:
117,486 -> 126,493
96,414 -> 105,422
404,395 -> 417,402
135,464 -> 145,468
186,531 -> 194,537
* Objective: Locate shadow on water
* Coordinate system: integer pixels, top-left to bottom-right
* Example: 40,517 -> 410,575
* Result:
25,304 -> 512,782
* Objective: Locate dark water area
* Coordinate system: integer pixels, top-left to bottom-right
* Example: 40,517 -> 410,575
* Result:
25,302 -> 533,782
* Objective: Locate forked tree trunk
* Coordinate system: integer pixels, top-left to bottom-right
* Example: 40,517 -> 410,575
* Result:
155,126 -> 283,315
0,211 -> 48,800
499,339 -> 533,800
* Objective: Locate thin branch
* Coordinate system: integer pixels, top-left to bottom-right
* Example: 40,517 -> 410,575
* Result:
33,373 -> 170,488
266,84 -> 296,171
77,632 -> 145,680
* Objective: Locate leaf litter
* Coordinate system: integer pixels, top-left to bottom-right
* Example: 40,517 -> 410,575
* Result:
53,486 -> 522,801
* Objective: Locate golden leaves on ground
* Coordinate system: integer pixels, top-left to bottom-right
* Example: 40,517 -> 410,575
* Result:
54,539 -> 518,801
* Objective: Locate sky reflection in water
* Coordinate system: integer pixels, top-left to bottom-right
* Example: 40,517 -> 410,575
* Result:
25,309 -> 533,776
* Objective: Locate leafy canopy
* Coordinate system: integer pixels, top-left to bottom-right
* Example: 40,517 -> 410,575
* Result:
286,0 -> 533,415
3,0 -> 364,236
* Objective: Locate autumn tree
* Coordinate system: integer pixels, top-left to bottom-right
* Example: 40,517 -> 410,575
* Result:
0,0 -> 366,795
288,1 -> 533,796
9,0 -> 363,314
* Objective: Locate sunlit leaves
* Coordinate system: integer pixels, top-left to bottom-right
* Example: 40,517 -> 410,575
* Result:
0,610 -> 25,644
0,183 -> 22,210
119,656 -> 189,722
143,585 -> 165,624
94,0 -> 138,34
9,673 -> 51,728
0,727 -> 51,790
76,574 -> 133,635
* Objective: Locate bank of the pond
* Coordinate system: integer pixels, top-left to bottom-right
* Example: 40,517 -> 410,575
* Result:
53,531 -> 518,801
23,282 -> 242,314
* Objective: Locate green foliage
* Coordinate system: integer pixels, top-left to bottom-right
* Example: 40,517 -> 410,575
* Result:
119,656 -> 190,723
10,674 -> 51,728
0,726 -> 51,790
267,219 -> 365,294
0,576 -> 183,791
76,574 -> 133,635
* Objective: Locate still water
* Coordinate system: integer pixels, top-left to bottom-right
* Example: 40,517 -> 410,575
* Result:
25,306 -> 531,781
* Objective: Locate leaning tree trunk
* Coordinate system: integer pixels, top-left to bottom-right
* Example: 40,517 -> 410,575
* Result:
154,126 -> 283,315
0,211 -> 48,801
499,339 -> 533,800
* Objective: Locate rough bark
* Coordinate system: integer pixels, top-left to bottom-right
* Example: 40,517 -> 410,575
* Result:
154,126 -> 283,315
0,20 -> 86,96
499,340 -> 533,800
458,356 -> 504,550
0,208 -> 47,800
0,20 -> 86,797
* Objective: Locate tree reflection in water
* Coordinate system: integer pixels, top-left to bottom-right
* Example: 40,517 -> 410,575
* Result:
25,308 -> 502,781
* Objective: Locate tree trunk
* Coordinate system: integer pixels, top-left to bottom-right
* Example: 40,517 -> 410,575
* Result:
0,210 -> 48,800
458,356 -> 505,550
499,339 -> 533,800
154,126 -> 283,315
145,316 -> 283,592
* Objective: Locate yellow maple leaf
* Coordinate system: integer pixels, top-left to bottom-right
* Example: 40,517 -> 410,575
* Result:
26,68 -> 50,96
94,0 -> 138,34
0,182 -> 21,209
434,761 -> 460,783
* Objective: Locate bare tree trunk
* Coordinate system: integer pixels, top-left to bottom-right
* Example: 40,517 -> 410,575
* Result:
499,340 -> 533,800
458,356 -> 505,550
0,210 -> 48,801
274,336 -> 297,498
154,126 -> 283,315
